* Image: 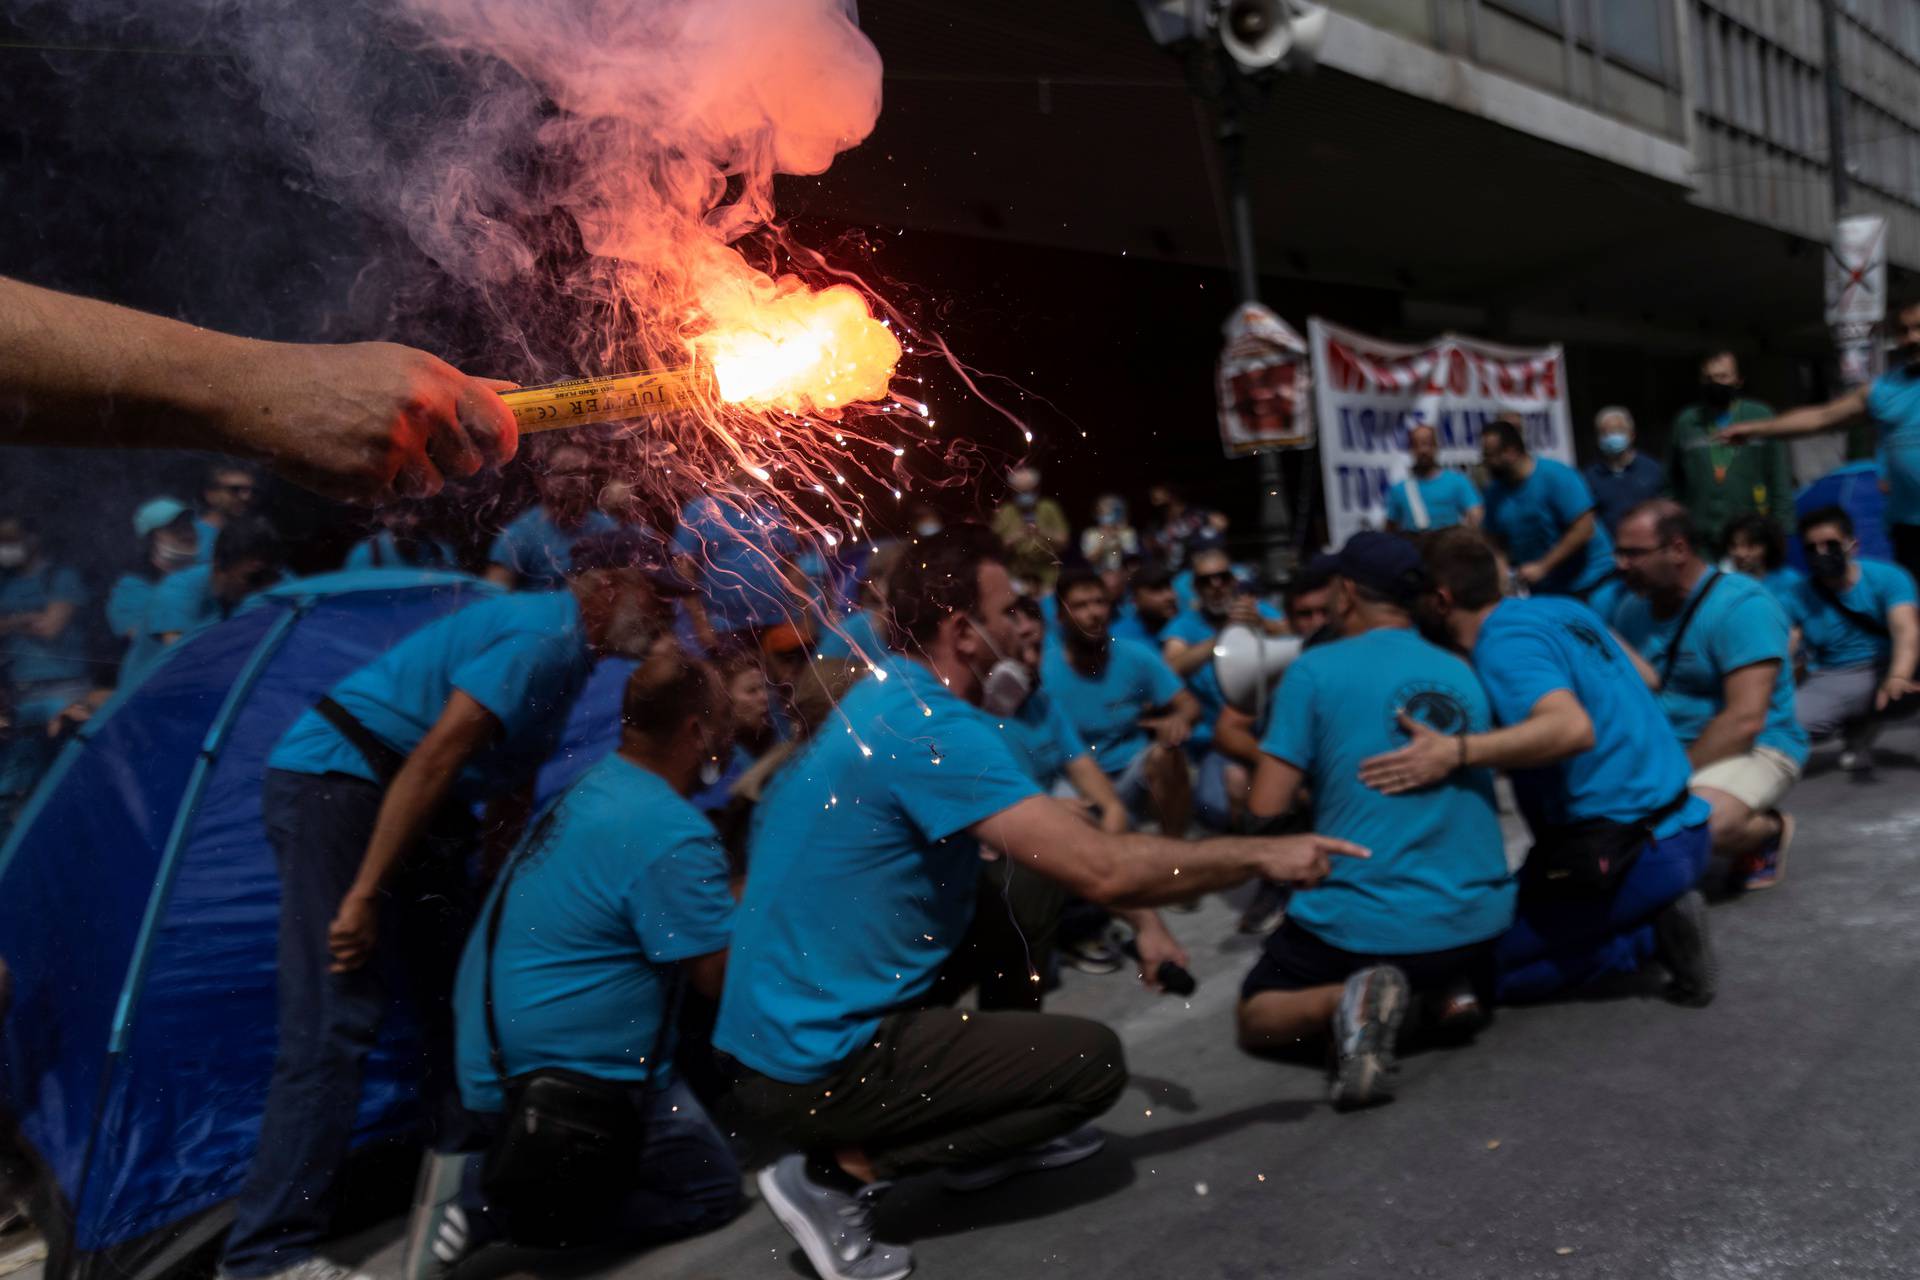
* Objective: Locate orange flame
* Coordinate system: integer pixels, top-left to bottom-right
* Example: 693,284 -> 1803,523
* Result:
694,277 -> 901,416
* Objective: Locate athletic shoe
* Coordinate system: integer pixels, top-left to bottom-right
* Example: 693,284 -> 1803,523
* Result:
1061,936 -> 1124,975
942,1125 -> 1106,1193
1328,965 -> 1409,1111
1423,976 -> 1489,1043
1654,889 -> 1717,1007
1237,879 -> 1291,935
401,1151 -> 489,1280
1736,812 -> 1793,892
756,1155 -> 913,1280
217,1259 -> 376,1280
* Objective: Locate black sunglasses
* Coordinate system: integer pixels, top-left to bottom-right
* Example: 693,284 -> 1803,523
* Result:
1195,570 -> 1236,587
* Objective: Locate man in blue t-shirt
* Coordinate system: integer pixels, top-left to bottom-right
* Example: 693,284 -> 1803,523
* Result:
403,655 -> 741,1276
485,441 -> 621,591
1160,545 -> 1284,830
1721,300 -> 1920,589
721,527 -> 1363,1280
1384,422 -> 1483,533
1041,566 -> 1200,834
0,514 -> 91,822
1362,527 -> 1716,1012
1480,417 -> 1616,599
1776,506 -> 1920,753
220,530 -> 691,1280
1610,501 -> 1805,891
1240,532 -> 1512,1111
344,505 -> 461,572
125,515 -> 287,684
1109,560 -> 1180,646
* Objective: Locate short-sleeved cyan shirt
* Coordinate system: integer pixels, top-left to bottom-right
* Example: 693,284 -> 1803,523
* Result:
453,755 -> 733,1112
1258,625 -> 1512,954
1609,571 -> 1807,766
1473,597 -> 1707,837
269,591 -> 593,800
1040,636 -> 1185,773
487,507 -> 619,591
1868,365 -> 1920,527
1483,457 -> 1616,596
715,657 -> 1040,1083
1780,559 -> 1919,671
1384,469 -> 1482,531
0,562 -> 89,686
994,686 -> 1089,789
813,607 -> 890,664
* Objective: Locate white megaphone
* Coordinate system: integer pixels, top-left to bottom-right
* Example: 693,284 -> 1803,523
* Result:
1212,624 -> 1304,713
1217,0 -> 1329,73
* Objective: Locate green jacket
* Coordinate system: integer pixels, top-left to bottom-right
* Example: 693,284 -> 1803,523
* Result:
1666,398 -> 1795,546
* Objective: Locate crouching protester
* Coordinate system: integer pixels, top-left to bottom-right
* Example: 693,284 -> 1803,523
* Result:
1239,533 -> 1515,1112
219,530 -> 689,1280
715,527 -> 1364,1280
401,653 -> 742,1278
1364,528 -> 1717,1007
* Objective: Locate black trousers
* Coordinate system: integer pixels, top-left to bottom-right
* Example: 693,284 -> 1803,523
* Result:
1891,523 -> 1920,590
729,1007 -> 1127,1181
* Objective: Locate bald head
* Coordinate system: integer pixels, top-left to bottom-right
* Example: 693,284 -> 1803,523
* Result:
1615,499 -> 1703,599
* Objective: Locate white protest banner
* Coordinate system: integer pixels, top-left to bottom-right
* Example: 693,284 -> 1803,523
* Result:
1308,319 -> 1575,550
1826,214 -> 1888,387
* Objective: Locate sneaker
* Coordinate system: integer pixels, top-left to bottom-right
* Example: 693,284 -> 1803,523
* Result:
218,1259 -> 376,1280
1237,879 -> 1291,935
1328,965 -> 1409,1111
401,1152 -> 489,1280
1735,812 -> 1792,892
1060,936 -> 1123,975
942,1125 -> 1106,1193
1423,976 -> 1488,1042
756,1155 -> 913,1280
1654,889 -> 1717,1007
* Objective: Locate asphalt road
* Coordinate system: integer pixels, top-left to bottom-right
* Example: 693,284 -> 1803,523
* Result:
326,728 -> 1920,1280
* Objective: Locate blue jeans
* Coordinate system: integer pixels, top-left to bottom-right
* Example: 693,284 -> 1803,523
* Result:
1495,820 -> 1711,1003
457,1079 -> 741,1248
222,771 -> 474,1277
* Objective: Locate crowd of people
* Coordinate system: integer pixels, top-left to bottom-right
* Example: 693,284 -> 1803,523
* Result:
7,282 -> 1920,1280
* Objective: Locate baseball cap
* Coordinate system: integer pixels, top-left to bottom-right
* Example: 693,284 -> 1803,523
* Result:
1331,531 -> 1429,604
569,528 -> 698,595
133,498 -> 190,539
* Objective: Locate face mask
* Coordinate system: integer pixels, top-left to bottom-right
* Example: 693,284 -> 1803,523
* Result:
1599,432 -> 1630,456
968,618 -> 1033,716
155,540 -> 197,571
1098,508 -> 1121,526
1808,548 -> 1849,580
0,543 -> 26,569
1014,491 -> 1038,510
1701,382 -> 1736,409
914,521 -> 942,538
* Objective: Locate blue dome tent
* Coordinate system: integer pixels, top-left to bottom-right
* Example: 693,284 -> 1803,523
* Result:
0,571 -> 505,1280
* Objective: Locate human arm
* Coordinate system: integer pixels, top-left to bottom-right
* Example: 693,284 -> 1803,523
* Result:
1517,511 -> 1596,586
1689,662 -> 1778,767
1878,602 -> 1920,709
1161,631 -> 1216,676
1063,753 -> 1130,834
327,690 -> 500,971
1719,386 -> 1871,442
686,949 -> 728,1001
973,795 -> 1362,908
1357,691 -> 1594,794
1139,688 -> 1201,748
482,565 -> 519,589
1610,630 -> 1662,690
16,597 -> 75,642
1212,703 -> 1263,766
0,276 -> 518,502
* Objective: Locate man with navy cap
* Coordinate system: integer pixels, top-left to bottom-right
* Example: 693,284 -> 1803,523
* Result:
1240,532 -> 1515,1111
220,528 -> 693,1280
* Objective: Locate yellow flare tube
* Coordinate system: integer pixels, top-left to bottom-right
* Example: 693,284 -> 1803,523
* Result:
499,369 -> 707,434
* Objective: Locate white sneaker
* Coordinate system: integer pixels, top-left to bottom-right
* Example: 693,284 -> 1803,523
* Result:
218,1258 -> 376,1280
756,1155 -> 913,1280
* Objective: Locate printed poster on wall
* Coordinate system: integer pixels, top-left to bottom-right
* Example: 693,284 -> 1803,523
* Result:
1308,319 -> 1575,549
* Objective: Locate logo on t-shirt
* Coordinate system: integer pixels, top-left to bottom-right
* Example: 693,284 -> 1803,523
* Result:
1391,680 -> 1469,736
1564,620 -> 1614,664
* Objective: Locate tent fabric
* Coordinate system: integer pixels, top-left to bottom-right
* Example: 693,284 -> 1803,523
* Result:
0,570 -> 503,1280
1789,460 -> 1892,571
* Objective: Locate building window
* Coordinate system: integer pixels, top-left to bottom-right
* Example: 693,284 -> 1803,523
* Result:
1601,0 -> 1669,79
1486,0 -> 1562,32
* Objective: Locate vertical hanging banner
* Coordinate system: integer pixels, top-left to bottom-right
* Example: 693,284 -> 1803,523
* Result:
1217,303 -> 1314,456
1309,319 -> 1575,549
1826,213 -> 1888,388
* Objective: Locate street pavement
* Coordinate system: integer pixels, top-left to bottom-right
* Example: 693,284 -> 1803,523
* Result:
313,727 -> 1920,1279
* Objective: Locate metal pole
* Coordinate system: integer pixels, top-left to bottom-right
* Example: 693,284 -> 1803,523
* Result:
1820,0 -> 1848,215
1215,75 -> 1292,576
